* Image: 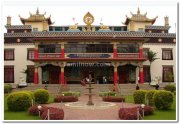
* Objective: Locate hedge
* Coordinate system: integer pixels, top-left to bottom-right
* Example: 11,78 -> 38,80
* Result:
4,84 -> 12,93
7,92 -> 32,111
102,96 -> 125,102
99,91 -> 117,97
34,89 -> 49,104
61,91 -> 80,97
164,84 -> 176,93
153,90 -> 173,110
133,90 -> 147,104
146,90 -> 157,106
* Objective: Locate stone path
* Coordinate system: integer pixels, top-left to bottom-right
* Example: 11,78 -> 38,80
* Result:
46,95 -> 139,120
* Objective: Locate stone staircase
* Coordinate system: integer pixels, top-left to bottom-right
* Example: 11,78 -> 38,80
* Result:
12,83 -> 169,96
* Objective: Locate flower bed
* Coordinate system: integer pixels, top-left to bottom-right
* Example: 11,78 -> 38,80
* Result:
54,95 -> 78,102
119,105 -> 154,120
102,96 -> 125,102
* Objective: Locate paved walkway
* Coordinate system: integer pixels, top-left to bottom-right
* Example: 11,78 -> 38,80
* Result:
46,95 -> 139,120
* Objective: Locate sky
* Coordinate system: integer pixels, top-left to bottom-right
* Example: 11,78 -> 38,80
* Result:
2,0 -> 178,33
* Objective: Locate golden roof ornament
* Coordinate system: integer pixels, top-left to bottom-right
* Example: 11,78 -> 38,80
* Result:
83,12 -> 94,32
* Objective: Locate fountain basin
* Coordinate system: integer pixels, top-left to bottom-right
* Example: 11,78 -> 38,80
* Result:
65,102 -> 116,109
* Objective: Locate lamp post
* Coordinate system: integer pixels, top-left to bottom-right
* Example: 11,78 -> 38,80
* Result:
141,104 -> 145,117
37,105 -> 42,117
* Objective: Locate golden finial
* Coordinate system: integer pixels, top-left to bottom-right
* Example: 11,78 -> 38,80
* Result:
36,7 -> 39,14
137,7 -> 140,14
83,12 -> 94,32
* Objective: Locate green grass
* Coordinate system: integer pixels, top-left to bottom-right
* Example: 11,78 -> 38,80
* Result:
4,94 -> 55,120
143,94 -> 176,120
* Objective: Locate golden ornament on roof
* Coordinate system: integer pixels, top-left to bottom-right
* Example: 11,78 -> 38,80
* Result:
83,12 -> 94,32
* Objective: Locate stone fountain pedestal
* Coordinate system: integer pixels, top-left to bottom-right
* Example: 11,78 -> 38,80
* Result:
84,82 -> 96,106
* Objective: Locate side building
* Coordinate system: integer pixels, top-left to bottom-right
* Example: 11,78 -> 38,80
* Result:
4,8 -> 176,86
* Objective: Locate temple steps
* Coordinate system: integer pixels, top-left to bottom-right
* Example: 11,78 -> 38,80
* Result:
12,83 -> 170,95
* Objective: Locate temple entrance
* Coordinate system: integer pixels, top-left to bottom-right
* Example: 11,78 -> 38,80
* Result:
65,65 -> 114,84
42,64 -> 60,84
118,64 -> 136,84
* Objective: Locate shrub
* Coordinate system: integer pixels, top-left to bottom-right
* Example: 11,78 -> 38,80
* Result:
4,84 -> 12,93
164,84 -> 176,93
7,92 -> 31,111
34,89 -> 49,104
153,90 -> 173,110
54,95 -> 78,102
139,106 -> 154,116
146,90 -> 157,106
119,107 -> 138,120
99,91 -> 117,97
133,90 -> 147,104
40,107 -> 64,120
18,90 -> 34,100
119,106 -> 154,120
102,96 -> 125,102
61,91 -> 80,97
28,105 -> 39,116
28,105 -> 48,116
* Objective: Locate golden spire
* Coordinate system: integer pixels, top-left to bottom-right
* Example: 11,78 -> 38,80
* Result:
137,7 -> 140,14
36,7 -> 39,14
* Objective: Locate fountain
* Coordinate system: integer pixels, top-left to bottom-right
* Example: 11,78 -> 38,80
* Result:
84,81 -> 96,105
65,76 -> 116,109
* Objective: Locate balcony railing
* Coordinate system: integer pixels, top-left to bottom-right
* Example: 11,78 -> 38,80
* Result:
38,53 -> 61,58
117,53 -> 140,58
35,53 -> 147,59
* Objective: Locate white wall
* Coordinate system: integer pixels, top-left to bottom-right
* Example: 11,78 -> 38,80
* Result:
4,43 -> 34,84
143,43 -> 176,83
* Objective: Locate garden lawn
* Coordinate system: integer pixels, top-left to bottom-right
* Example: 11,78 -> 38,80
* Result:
143,94 -> 176,120
4,94 -> 54,120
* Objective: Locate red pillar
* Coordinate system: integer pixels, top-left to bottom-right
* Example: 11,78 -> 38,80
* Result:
34,48 -> 38,59
113,44 -> 117,58
61,44 -> 65,58
139,67 -> 144,83
34,67 -> 39,84
61,48 -> 65,58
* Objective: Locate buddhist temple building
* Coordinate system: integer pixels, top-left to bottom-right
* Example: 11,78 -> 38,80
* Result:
4,8 -> 176,86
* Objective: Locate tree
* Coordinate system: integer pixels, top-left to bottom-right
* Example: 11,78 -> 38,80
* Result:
147,50 -> 159,83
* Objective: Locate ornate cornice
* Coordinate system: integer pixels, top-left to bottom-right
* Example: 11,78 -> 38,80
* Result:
4,32 -> 176,38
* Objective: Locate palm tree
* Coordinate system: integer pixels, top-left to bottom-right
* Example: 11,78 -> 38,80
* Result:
147,50 -> 159,83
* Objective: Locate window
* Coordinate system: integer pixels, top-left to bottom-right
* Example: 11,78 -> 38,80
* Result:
27,49 -> 34,60
38,44 -> 61,53
143,48 -> 149,58
27,66 -> 34,83
4,66 -> 14,83
65,44 -> 113,53
162,49 -> 173,60
117,44 -> 139,53
4,49 -> 14,60
33,28 -> 38,32
143,66 -> 150,82
163,66 -> 174,82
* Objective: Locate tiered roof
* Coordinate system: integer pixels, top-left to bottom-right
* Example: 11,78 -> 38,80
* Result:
123,8 -> 158,25
19,8 -> 53,25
